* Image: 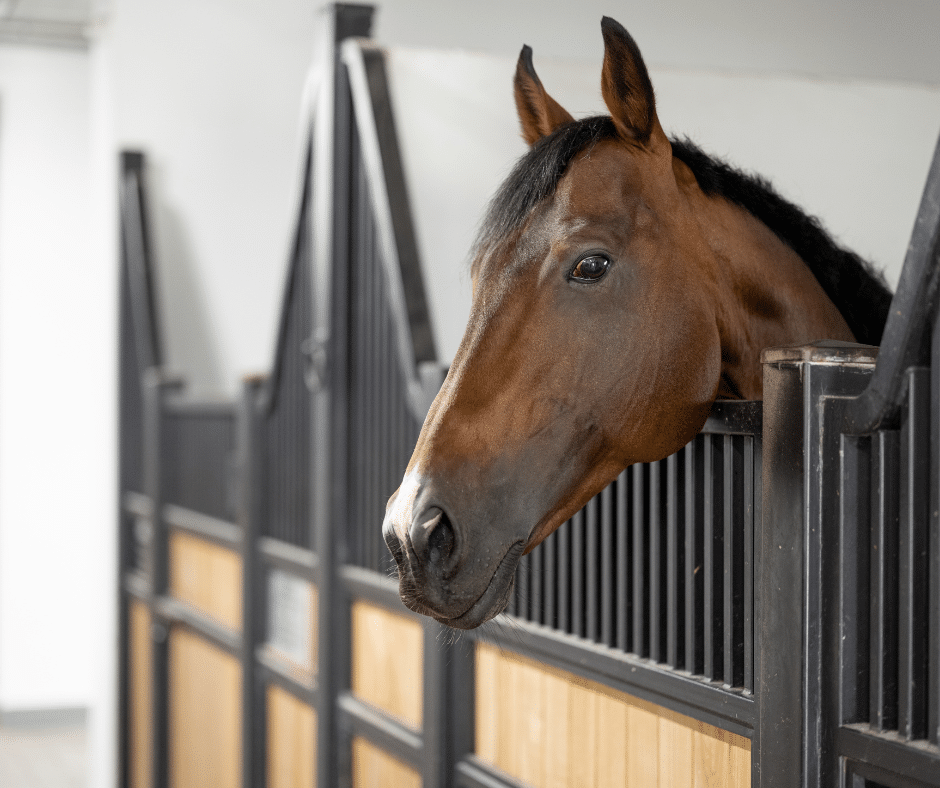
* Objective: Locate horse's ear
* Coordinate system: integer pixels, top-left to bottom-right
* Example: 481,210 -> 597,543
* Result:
514,45 -> 575,146
600,17 -> 662,146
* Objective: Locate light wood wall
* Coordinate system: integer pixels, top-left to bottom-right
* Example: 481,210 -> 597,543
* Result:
351,601 -> 423,729
267,684 -> 316,788
129,600 -> 152,788
169,626 -> 241,788
475,643 -> 751,788
169,531 -> 242,630
352,737 -> 421,788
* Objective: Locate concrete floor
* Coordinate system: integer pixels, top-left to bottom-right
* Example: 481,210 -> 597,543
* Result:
0,723 -> 88,788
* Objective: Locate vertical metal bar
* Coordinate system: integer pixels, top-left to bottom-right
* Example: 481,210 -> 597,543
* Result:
239,379 -> 266,788
144,371 -> 172,788
572,509 -> 584,638
314,10 -> 375,788
666,452 -> 679,668
518,550 -> 531,622
932,306 -> 940,746
870,429 -> 900,731
544,527 -> 556,630
743,434 -> 755,694
601,483 -> 614,648
632,463 -> 645,656
703,435 -> 715,680
723,434 -> 734,687
899,367 -> 930,740
839,433 -> 871,725
587,496 -> 599,642
649,461 -> 661,662
558,517 -> 570,634
422,622 -> 474,788
616,470 -> 629,652
532,523 -> 544,626
685,439 -> 700,675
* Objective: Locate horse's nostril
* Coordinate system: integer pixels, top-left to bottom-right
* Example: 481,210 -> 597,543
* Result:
411,506 -> 456,568
428,511 -> 455,565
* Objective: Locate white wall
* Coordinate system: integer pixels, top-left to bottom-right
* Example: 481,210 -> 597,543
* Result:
103,0 -> 318,396
0,46 -> 105,712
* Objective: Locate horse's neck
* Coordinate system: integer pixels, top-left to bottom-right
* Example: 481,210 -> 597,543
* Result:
700,196 -> 854,400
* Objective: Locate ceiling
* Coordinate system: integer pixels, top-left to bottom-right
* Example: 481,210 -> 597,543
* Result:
0,0 -> 93,49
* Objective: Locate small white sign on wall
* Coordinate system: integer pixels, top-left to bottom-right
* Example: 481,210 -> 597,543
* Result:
266,568 -> 312,671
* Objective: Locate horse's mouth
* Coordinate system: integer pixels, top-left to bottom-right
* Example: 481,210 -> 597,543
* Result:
421,542 -> 524,630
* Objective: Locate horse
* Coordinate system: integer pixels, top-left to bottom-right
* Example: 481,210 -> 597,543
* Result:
382,16 -> 892,630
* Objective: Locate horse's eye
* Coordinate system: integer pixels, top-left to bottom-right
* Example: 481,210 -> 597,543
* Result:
570,254 -> 610,282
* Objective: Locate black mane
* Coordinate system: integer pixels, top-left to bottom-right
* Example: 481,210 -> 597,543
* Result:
476,115 -> 892,346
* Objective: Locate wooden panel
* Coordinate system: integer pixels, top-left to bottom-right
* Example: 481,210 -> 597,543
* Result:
351,601 -> 423,729
475,643 -> 751,788
129,600 -> 152,788
267,684 -> 316,788
170,531 -> 242,630
351,737 -> 421,788
169,627 -> 241,788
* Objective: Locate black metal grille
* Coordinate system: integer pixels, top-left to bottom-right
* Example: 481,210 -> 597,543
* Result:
162,403 -> 237,520
346,125 -> 422,575
841,364 -> 933,742
507,421 -> 758,692
259,190 -> 314,548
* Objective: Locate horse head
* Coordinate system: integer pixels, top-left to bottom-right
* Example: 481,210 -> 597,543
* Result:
383,17 -> 855,629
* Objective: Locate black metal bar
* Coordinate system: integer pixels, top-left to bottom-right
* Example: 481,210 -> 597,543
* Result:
600,483 -> 614,648
723,434 -> 734,687
153,595 -> 241,657
685,438 -> 702,675
259,537 -> 318,579
544,525 -> 556,630
932,299 -> 940,747
843,132 -> 940,435
666,452 -> 679,668
586,494 -> 599,642
759,341 -> 878,788
239,379 -> 266,788
837,725 -> 940,787
839,434 -> 871,726
143,370 -> 176,788
517,547 -> 531,623
743,434 -> 756,694
703,435 -> 715,680
632,463 -> 645,655
455,755 -> 532,788
313,9 -> 375,788
649,460 -> 662,662
616,470 -> 629,652
572,509 -> 583,637
899,366 -> 930,741
164,504 -> 240,549
256,648 -> 318,707
421,623 -> 474,788
870,429 -> 900,732
557,516 -> 570,634
338,692 -> 423,767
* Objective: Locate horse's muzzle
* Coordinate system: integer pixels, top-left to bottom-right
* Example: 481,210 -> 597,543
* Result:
382,484 -> 522,629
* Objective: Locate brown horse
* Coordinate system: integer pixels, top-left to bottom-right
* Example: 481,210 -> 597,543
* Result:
383,17 -> 892,629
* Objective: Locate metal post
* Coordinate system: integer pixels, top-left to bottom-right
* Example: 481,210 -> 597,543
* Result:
312,6 -> 375,788
239,377 -> 266,788
757,341 -> 877,788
